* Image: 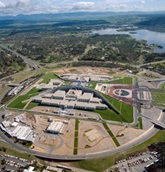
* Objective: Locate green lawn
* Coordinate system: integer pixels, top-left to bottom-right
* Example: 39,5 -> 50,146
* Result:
109,77 -> 132,85
8,88 -> 41,109
73,131 -> 165,172
73,119 -> 79,155
98,94 -> 133,123
40,72 -> 58,84
152,91 -> 165,105
138,117 -> 143,129
25,102 -> 39,110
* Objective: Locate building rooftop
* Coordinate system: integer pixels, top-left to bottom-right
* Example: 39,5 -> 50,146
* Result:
47,121 -> 64,133
53,90 -> 66,98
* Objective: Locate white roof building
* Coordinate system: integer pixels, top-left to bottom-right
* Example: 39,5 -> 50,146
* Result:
2,121 -> 11,128
53,90 -> 66,100
11,126 -> 32,140
77,92 -> 93,102
47,121 -> 64,134
23,166 -> 35,172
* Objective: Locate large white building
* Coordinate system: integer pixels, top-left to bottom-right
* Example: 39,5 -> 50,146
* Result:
46,121 -> 64,134
33,88 -> 108,110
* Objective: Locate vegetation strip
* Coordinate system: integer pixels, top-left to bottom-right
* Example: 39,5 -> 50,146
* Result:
102,122 -> 120,147
138,117 -> 143,129
73,119 -> 79,155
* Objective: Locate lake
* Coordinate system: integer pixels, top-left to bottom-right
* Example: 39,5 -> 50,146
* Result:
92,28 -> 165,53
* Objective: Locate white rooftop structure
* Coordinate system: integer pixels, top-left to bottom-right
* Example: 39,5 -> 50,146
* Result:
77,92 -> 93,102
53,90 -> 66,99
2,120 -> 11,128
14,114 -> 25,123
23,166 -> 35,172
50,79 -> 62,85
47,121 -> 64,134
11,126 -> 32,140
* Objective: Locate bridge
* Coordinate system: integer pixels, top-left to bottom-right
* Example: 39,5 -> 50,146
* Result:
150,120 -> 165,129
141,114 -> 165,129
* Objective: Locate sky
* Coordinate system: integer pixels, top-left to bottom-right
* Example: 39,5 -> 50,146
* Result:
0,0 -> 165,16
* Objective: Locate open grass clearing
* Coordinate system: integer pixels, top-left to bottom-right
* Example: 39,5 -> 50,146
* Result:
98,93 -> 133,123
40,72 -> 58,84
152,91 -> 165,105
8,88 -> 41,109
110,77 -> 132,85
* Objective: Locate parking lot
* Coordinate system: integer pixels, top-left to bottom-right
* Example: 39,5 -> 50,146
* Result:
0,154 -> 34,172
106,151 -> 158,172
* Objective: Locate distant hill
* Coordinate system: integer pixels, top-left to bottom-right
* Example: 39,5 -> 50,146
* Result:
136,14 -> 165,30
1,11 -> 164,22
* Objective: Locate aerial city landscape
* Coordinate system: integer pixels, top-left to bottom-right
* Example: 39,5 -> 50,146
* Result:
0,0 -> 165,172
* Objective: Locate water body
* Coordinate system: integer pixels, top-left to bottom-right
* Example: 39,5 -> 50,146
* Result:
92,28 -> 165,53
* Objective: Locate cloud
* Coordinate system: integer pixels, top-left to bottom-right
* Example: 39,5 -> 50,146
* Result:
15,0 -> 30,8
71,1 -> 95,11
0,1 -> 5,8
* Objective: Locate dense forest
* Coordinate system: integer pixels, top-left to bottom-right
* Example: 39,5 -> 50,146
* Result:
136,14 -> 165,32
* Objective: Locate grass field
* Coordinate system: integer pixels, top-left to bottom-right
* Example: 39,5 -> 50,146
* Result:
8,88 -> 41,109
152,91 -> 165,106
73,131 -> 165,172
109,77 -> 132,85
40,72 -> 58,84
25,102 -> 39,110
97,94 -> 133,123
138,117 -> 143,129
73,119 -> 79,155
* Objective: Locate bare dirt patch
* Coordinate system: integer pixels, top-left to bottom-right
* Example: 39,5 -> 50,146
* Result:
54,67 -> 112,75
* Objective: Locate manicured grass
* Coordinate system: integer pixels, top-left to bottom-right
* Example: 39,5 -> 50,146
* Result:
73,119 -> 79,155
73,131 -> 165,172
138,117 -> 143,129
98,94 -> 133,123
40,72 -> 58,84
25,102 -> 39,110
109,77 -> 132,85
8,88 -> 40,109
152,91 -> 165,105
103,123 -> 120,147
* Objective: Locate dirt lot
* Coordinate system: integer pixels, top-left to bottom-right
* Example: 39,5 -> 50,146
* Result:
4,110 -> 146,156
107,124 -> 145,145
54,67 -> 113,75
78,120 -> 116,155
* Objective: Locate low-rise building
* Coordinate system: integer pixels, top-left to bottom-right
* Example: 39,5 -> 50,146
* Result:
46,121 -> 64,134
53,90 -> 66,100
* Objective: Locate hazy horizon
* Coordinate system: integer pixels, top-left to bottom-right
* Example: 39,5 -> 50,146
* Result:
0,0 -> 165,16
